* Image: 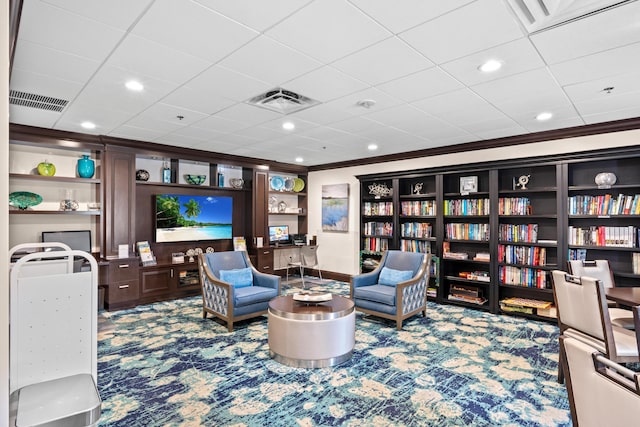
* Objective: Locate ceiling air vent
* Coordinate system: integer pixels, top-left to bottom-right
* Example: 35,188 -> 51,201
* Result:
246,88 -> 320,115
9,90 -> 69,112
507,0 -> 635,33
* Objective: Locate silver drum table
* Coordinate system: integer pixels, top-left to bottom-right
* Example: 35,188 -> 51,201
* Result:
268,294 -> 355,368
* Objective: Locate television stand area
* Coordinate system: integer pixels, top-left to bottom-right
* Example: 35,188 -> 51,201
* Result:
250,245 -> 318,276
102,258 -> 200,311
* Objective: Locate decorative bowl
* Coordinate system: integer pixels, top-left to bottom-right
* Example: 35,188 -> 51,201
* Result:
185,174 -> 206,185
229,178 -> 244,189
9,191 -> 43,210
136,169 -> 150,181
595,172 -> 616,188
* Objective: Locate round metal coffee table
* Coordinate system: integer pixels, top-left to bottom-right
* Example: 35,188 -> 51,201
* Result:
268,294 -> 355,368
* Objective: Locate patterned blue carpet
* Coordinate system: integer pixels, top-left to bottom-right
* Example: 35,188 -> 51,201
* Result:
97,281 -> 570,426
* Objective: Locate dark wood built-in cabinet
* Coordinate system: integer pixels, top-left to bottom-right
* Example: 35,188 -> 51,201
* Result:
358,147 -> 640,322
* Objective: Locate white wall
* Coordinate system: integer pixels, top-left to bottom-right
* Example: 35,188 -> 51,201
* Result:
308,130 -> 640,276
2,1 -> 10,423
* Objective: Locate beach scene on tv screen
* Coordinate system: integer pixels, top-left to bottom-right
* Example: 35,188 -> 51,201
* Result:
156,194 -> 232,242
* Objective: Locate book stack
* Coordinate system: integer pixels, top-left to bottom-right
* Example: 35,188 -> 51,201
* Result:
634,253 -> 640,275
500,297 -> 555,318
448,285 -> 487,305
473,252 -> 490,261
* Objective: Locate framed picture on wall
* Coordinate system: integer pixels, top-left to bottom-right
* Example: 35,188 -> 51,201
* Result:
322,183 -> 349,232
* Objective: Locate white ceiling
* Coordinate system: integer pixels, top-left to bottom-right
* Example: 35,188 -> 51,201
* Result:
9,0 -> 640,167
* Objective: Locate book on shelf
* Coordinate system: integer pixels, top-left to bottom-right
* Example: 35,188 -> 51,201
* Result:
473,252 -> 490,261
443,252 -> 469,260
447,294 -> 487,305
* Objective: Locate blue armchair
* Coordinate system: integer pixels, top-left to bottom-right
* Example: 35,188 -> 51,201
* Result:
351,251 -> 431,330
198,251 -> 280,332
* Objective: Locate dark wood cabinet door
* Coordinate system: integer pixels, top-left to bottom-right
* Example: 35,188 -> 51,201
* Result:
103,148 -> 136,256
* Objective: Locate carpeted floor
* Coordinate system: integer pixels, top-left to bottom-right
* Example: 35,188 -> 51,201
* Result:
97,280 -> 570,426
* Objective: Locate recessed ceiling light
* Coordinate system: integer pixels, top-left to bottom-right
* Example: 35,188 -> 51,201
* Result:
478,59 -> 503,73
81,121 -> 96,129
368,143 -> 378,151
536,112 -> 553,121
125,80 -> 144,91
295,157 -> 304,163
282,121 -> 295,131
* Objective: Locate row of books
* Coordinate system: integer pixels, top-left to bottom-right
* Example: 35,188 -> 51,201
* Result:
363,221 -> 393,237
448,284 -> 487,305
363,202 -> 394,216
400,200 -> 437,216
498,244 -> 547,266
568,248 -> 587,260
443,198 -> 490,216
500,297 -> 556,318
445,223 -> 490,241
498,223 -> 538,243
400,222 -> 432,238
363,237 -> 390,252
400,239 -> 431,253
568,193 -> 640,216
498,197 -> 531,215
567,225 -> 638,248
499,266 -> 549,289
633,253 -> 640,275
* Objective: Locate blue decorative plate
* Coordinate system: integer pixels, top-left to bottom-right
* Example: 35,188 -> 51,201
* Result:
270,176 -> 284,191
9,191 -> 43,210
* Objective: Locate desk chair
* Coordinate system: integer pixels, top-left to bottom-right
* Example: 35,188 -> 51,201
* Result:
286,245 -> 322,288
551,271 -> 639,383
567,259 -> 634,330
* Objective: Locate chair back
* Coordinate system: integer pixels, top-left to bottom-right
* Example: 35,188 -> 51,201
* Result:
552,271 -> 611,341
561,336 -> 640,426
204,251 -> 249,278
300,245 -> 319,267
382,250 -> 426,277
567,259 -> 615,289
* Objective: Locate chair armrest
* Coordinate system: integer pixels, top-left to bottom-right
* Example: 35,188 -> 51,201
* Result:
252,269 -> 280,291
352,270 -> 380,288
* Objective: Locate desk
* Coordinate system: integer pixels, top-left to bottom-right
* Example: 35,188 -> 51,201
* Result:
605,287 -> 640,307
251,245 -> 316,273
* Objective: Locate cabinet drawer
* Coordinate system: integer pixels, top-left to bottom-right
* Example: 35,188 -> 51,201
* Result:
255,249 -> 274,272
106,280 -> 139,303
108,259 -> 139,282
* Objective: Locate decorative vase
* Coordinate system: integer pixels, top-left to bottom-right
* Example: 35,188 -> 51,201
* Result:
77,154 -> 95,178
595,172 -> 616,188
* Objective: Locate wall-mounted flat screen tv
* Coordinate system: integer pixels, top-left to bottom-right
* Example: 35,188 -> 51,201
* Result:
268,225 -> 290,244
155,194 -> 233,243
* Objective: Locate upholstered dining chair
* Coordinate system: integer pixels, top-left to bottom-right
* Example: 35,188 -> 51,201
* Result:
551,271 -> 639,383
286,245 -> 322,287
560,335 -> 640,427
351,250 -> 431,330
198,251 -> 280,332
567,259 -> 634,329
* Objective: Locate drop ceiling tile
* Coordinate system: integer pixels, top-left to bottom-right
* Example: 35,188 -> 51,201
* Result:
457,116 -> 521,135
107,35 -> 211,85
154,133 -> 211,147
9,106 -> 61,129
167,125 -> 226,141
400,0 -> 524,64
376,67 -> 463,102
42,0 -> 154,29
563,71 -> 640,103
131,0 -> 258,63
441,38 -> 545,86
216,103 -> 282,127
284,66 -> 369,103
123,115 -> 184,135
187,66 -> 271,103
266,0 -> 391,63
327,116 -> 387,133
9,68 -> 84,102
471,68 -> 568,113
574,89 -> 640,116
161,86 -> 236,116
12,41 -> 101,85
521,116 -> 585,133
299,126 -> 353,141
217,36 -> 323,86
582,105 -> 640,124
135,103 -> 210,126
193,0 -> 314,32
288,104 -> 355,125
18,1 -> 125,61
349,0 -> 475,34
411,88 -> 506,125
549,42 -> 640,86
56,102 -> 131,134
257,117 -> 319,134
232,125 -> 289,141
324,87 -> 403,116
473,125 -> 527,141
332,37 -> 433,85
108,124 -> 167,141
190,115 -> 249,134
531,1 -> 640,65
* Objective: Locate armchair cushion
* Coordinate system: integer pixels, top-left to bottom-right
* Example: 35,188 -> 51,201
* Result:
353,284 -> 396,306
379,267 -> 413,287
219,267 -> 253,288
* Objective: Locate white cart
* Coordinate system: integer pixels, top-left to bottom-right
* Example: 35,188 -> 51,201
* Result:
9,244 -> 101,427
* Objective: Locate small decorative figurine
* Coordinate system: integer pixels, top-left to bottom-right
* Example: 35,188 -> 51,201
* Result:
413,182 -> 423,195
368,182 -> 392,199
516,175 -> 530,190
